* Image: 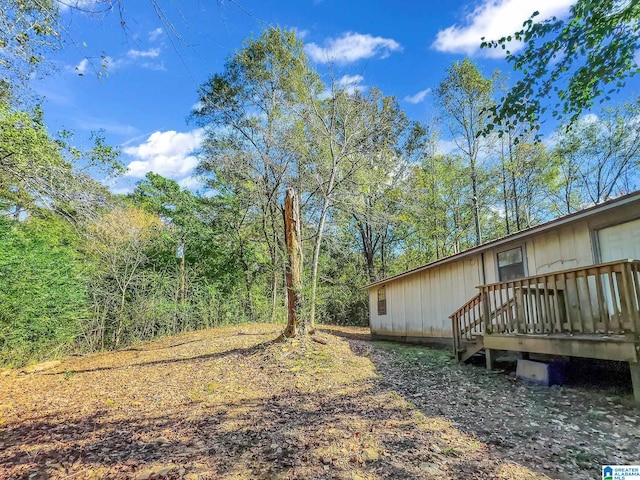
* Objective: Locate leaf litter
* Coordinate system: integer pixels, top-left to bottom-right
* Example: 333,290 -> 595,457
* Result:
1,323 -> 636,479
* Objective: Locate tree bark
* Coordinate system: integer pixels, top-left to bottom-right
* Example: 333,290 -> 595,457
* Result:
355,215 -> 376,282
283,188 -> 304,337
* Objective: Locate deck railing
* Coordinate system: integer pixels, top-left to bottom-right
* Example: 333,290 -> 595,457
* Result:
451,259 -> 640,354
482,259 -> 640,336
450,293 -> 482,354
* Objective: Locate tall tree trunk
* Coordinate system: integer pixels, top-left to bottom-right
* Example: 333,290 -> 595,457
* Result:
265,203 -> 281,324
283,188 -> 303,337
355,216 -> 376,282
500,143 -> 511,234
309,194 -> 330,332
271,273 -> 278,323
471,164 -> 481,245
508,138 -> 521,231
237,240 -> 255,321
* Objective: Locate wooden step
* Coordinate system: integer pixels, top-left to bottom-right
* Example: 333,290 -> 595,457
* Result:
458,337 -> 485,363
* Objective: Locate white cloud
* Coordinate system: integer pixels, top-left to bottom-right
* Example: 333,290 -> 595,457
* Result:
111,186 -> 133,195
140,61 -> 166,71
74,58 -> 89,74
293,28 -> 309,40
178,176 -> 204,190
101,55 -> 123,71
80,118 -> 137,136
437,139 -> 458,155
579,113 -> 599,125
432,0 -> 574,58
128,48 -> 161,59
543,112 -> 599,148
70,57 -> 113,74
404,88 -> 432,104
320,74 -> 367,99
123,129 -> 204,179
149,28 -> 163,42
75,50 -> 162,74
305,32 -> 402,64
337,74 -> 366,92
56,0 -> 104,12
336,74 -> 363,86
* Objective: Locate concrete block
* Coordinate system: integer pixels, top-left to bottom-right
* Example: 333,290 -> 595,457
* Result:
516,359 -> 565,386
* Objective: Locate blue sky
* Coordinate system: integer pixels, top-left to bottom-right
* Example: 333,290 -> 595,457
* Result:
34,0 -> 630,193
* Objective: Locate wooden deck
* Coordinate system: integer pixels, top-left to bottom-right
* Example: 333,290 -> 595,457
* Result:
450,259 -> 640,403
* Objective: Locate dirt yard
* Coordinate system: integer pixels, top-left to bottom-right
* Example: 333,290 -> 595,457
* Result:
1,324 -> 638,479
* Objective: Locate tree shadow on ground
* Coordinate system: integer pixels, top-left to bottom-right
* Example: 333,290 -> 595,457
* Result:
1,381 -> 460,479
43,341 -> 278,376
317,325 -> 371,342
352,335 -> 640,480
119,339 -> 202,352
1,330 -> 542,480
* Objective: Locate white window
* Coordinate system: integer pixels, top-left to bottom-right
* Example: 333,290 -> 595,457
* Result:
497,246 -> 526,281
377,286 -> 387,315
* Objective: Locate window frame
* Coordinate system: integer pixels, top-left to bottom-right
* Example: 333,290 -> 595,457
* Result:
496,245 -> 527,282
377,286 -> 387,316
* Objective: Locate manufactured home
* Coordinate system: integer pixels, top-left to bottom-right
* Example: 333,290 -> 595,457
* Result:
365,191 -> 640,401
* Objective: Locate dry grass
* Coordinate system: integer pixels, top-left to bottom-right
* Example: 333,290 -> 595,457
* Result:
0,324 -> 548,479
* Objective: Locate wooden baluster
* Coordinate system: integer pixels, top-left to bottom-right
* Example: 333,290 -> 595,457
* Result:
464,303 -> 469,340
521,280 -> 528,333
451,313 -> 459,356
470,297 -> 476,335
551,274 -> 561,333
513,279 -> 521,333
568,272 -> 583,333
491,285 -> 498,334
492,286 -> 499,332
534,276 -> 544,333
502,284 -> 508,332
498,283 -> 509,332
497,285 -> 504,332
594,266 -> 608,333
505,282 -> 514,333
493,285 -> 502,333
607,265 -> 621,332
482,288 -> 491,335
632,263 -> 640,334
542,275 -> 552,333
526,279 -> 534,333
583,268 -> 596,333
619,262 -> 635,333
559,272 -> 570,332
631,263 -> 640,307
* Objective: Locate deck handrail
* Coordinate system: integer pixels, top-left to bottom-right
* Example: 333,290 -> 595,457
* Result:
477,258 -> 638,289
480,259 -> 640,337
450,293 -> 481,318
451,259 -> 640,356
450,293 -> 483,355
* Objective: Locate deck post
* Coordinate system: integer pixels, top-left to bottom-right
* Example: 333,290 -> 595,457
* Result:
451,314 -> 459,358
482,288 -> 491,334
631,362 -> 640,404
486,348 -> 496,371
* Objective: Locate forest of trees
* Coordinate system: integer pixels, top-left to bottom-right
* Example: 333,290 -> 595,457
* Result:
1,2 -> 639,366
